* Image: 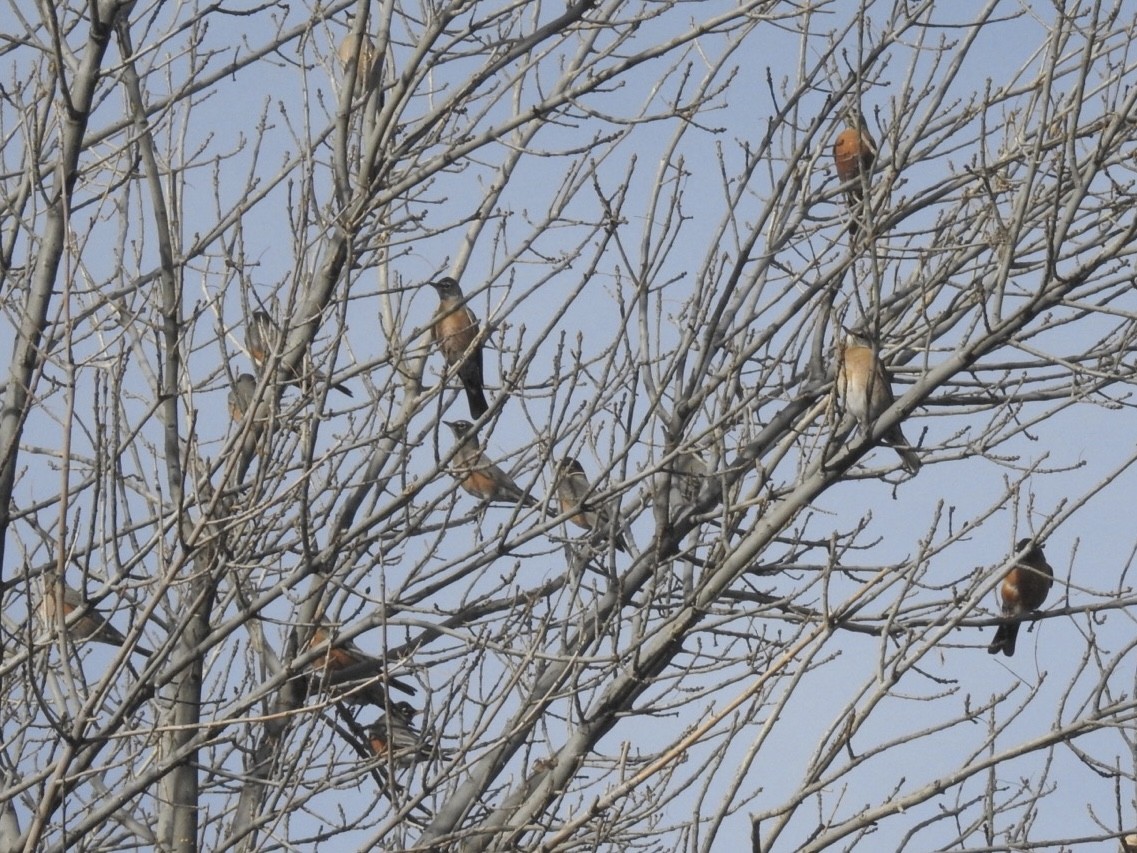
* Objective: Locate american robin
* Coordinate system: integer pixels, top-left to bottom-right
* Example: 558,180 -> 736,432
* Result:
227,373 -> 258,421
39,580 -> 152,657
428,278 -> 489,419
337,33 -> 376,70
246,310 -> 353,397
445,420 -> 537,507
988,539 -> 1054,657
368,701 -> 431,767
665,450 -> 708,513
305,624 -> 417,705
228,372 -> 275,454
554,457 -> 628,552
833,114 -> 877,236
837,329 -> 921,474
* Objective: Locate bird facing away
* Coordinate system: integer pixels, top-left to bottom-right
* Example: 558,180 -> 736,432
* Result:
39,580 -> 152,657
664,449 -> 709,516
368,701 -> 432,768
445,420 -> 537,507
428,278 -> 489,419
832,115 -> 877,236
988,539 -> 1054,657
554,457 -> 628,552
837,329 -> 921,474
245,310 -> 353,397
304,624 -> 417,706
337,33 -> 376,70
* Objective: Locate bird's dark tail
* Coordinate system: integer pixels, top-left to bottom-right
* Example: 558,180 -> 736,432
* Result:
310,367 -> 352,397
987,621 -> 1018,657
884,426 -> 921,474
388,674 -> 417,697
465,383 -> 489,419
895,446 -> 921,475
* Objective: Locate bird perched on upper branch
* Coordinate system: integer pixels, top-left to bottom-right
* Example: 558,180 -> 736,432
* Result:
833,113 -> 877,237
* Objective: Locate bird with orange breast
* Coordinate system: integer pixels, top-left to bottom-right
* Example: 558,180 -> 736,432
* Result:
836,328 -> 921,474
988,539 -> 1054,657
833,113 -> 877,237
39,579 -> 152,657
428,278 -> 490,419
553,457 -> 628,552
246,310 -> 353,397
444,420 -> 537,507
367,701 -> 434,768
304,624 -> 416,707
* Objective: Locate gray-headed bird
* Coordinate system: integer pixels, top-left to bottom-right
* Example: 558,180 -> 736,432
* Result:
554,457 -> 628,552
445,420 -> 536,507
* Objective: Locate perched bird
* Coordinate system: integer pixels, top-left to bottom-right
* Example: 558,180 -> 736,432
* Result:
246,310 -> 353,397
554,457 -> 628,552
833,114 -> 877,236
837,329 -> 921,474
988,539 -> 1054,657
428,278 -> 489,419
665,449 -> 709,516
337,32 -> 376,71
368,701 -> 432,768
445,420 -> 537,507
228,372 -> 275,455
39,580 -> 152,657
335,28 -> 384,129
304,624 -> 417,706
227,373 -> 258,421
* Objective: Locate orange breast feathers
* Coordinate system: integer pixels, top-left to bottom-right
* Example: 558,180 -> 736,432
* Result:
833,125 -> 876,197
